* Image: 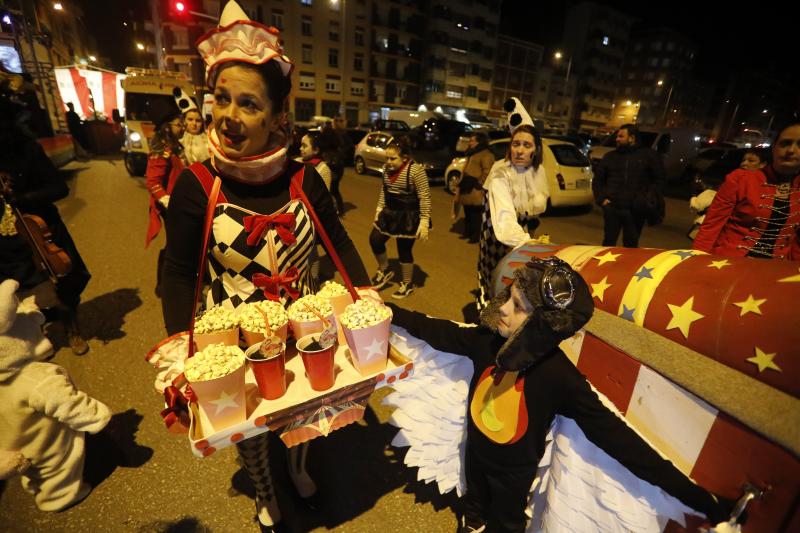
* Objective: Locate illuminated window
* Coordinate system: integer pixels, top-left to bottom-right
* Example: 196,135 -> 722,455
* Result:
602,36 -> 609,46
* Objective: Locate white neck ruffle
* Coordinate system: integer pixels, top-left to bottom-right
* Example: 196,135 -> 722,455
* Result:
207,126 -> 289,183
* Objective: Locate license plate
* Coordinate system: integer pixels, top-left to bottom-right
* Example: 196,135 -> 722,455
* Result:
575,179 -> 589,189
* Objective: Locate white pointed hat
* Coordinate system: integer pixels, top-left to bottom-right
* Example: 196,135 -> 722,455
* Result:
196,0 -> 293,86
172,86 -> 198,114
504,97 -> 534,132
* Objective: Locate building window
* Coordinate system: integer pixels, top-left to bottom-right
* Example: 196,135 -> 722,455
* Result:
467,86 -> 477,97
329,48 -> 339,68
299,72 -> 315,91
302,44 -> 312,64
271,10 -> 284,30
300,0 -> 312,6
172,27 -> 189,49
301,16 -> 312,36
602,36 -> 609,46
448,61 -> 467,77
446,85 -> 463,99
351,81 -> 365,96
478,90 -> 488,102
354,27 -> 364,46
470,63 -> 480,76
354,53 -> 363,71
662,58 -> 671,66
329,21 -> 340,41
325,77 -> 341,93
294,98 -> 315,121
426,80 -> 443,93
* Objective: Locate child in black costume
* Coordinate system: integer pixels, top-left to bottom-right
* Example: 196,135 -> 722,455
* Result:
387,258 -> 729,533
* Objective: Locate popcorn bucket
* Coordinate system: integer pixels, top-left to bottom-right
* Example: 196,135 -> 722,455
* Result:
342,313 -> 392,376
187,360 -> 247,432
296,333 -> 336,391
327,293 -> 355,344
244,339 -> 287,401
194,327 -> 240,353
241,321 -> 289,348
290,314 -> 336,341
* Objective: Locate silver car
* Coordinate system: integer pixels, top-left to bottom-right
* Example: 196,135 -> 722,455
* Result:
353,131 -> 449,181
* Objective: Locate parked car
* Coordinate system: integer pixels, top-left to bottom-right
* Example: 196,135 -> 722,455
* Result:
372,119 -> 412,136
353,131 -> 450,181
388,110 -> 445,128
444,138 -> 594,209
691,148 -> 753,191
683,145 -> 743,180
588,127 -> 700,181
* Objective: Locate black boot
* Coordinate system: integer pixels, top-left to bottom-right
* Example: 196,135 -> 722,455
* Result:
63,307 -> 89,355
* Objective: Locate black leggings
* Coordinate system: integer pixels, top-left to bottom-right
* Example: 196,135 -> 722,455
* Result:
369,228 -> 415,263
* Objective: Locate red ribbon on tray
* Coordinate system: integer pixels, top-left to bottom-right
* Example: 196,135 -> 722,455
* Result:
160,385 -> 195,434
243,213 -> 297,246
252,267 -> 301,301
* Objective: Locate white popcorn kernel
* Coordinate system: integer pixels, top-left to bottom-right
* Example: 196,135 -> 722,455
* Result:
195,306 -> 239,334
184,343 -> 245,382
340,299 -> 392,330
287,295 -> 334,322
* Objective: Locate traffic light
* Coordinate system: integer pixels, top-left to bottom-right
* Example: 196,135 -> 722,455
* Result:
168,0 -> 192,19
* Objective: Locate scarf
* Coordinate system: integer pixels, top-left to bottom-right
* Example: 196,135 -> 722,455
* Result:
207,125 -> 289,183
387,160 -> 410,184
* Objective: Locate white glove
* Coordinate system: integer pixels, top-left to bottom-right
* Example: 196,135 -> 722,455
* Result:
158,195 -> 170,209
416,220 -> 429,241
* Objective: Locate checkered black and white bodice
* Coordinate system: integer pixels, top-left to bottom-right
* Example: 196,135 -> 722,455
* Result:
196,168 -> 316,311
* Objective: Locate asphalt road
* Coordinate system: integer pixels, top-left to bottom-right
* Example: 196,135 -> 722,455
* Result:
0,157 -> 696,533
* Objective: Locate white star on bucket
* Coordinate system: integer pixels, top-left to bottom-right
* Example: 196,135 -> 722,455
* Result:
364,338 -> 386,359
209,390 -> 239,415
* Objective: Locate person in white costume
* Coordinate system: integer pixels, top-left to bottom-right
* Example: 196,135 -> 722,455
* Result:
477,98 -> 549,309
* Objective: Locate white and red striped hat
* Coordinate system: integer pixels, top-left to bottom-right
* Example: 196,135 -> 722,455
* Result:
196,0 -> 293,86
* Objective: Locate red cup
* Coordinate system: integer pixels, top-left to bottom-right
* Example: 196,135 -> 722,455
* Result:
245,339 -> 287,400
296,333 -> 336,391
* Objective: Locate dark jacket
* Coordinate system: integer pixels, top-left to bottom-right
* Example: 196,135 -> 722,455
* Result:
388,303 -> 723,521
593,145 -> 665,209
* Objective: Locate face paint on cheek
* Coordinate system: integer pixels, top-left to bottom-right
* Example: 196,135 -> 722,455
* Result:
220,77 -> 227,84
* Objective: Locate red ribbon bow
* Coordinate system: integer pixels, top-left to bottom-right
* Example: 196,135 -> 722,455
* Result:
252,267 -> 301,301
160,384 -> 196,434
243,213 -> 297,246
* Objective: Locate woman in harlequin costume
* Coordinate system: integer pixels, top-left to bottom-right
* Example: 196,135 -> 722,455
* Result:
176,86 -> 210,166
477,98 -> 549,310
160,2 -> 369,530
693,122 -> 800,260
386,258 -> 730,533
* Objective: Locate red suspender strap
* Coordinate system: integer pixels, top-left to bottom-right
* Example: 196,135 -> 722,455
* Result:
187,163 -> 223,356
289,168 -> 360,302
189,162 -> 228,203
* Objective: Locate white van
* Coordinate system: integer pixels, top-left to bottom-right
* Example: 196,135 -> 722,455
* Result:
115,67 -> 196,176
588,127 -> 700,181
387,110 -> 445,129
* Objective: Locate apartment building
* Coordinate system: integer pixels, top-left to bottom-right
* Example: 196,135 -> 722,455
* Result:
422,1 -> 500,119
563,1 -> 634,134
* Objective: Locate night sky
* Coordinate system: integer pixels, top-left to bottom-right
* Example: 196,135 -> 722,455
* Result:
500,0 -> 794,83
80,0 -> 793,85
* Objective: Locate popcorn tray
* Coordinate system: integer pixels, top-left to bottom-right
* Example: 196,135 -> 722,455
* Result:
187,339 -> 413,457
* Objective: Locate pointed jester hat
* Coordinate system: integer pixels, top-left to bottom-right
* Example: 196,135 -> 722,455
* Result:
480,257 -> 594,371
196,0 -> 293,87
504,97 -> 534,133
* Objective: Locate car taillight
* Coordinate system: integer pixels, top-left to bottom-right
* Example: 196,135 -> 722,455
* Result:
556,173 -> 566,190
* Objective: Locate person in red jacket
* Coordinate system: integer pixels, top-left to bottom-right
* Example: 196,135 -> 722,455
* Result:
693,122 -> 800,260
145,100 -> 185,296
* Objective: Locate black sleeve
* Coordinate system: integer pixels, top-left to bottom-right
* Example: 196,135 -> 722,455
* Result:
303,165 -> 369,285
387,303 -> 487,362
558,361 -> 722,520
161,169 -> 207,334
649,149 -> 666,191
592,154 -> 609,205
13,141 -> 68,210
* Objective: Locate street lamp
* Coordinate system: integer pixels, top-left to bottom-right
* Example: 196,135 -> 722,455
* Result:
136,42 -> 145,51
53,2 -> 63,11
658,79 -> 674,127
88,55 -> 96,62
554,51 -> 572,84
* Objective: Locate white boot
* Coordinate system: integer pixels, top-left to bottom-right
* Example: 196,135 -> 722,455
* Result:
287,442 -> 316,498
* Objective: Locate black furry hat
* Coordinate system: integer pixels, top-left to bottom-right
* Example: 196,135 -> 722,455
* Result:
149,97 -> 181,129
480,257 -> 594,371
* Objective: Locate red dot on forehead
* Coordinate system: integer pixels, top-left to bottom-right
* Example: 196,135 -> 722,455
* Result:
220,77 -> 227,84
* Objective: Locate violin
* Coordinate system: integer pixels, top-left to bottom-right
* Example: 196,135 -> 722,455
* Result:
0,173 -> 72,282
